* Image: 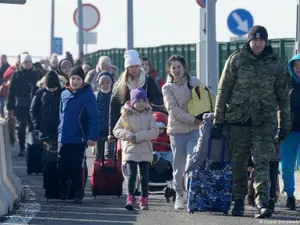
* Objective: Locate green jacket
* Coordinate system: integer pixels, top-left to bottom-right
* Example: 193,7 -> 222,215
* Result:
214,44 -> 291,129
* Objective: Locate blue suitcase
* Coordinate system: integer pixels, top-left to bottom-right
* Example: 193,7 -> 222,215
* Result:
187,136 -> 232,214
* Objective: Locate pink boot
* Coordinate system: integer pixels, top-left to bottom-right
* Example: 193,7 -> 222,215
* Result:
139,197 -> 149,210
125,195 -> 135,210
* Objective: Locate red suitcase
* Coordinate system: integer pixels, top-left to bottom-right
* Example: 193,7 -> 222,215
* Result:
90,140 -> 124,197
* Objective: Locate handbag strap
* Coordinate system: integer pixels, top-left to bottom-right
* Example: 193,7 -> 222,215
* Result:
205,86 -> 214,112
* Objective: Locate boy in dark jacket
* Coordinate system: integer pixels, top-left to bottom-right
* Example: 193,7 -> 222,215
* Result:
93,71 -> 114,160
29,70 -> 63,195
30,70 -> 63,154
58,66 -> 99,204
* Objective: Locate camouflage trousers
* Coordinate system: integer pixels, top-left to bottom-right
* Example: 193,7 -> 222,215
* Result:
229,123 -> 275,204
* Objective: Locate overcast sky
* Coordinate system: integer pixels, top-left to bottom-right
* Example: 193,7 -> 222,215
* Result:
0,0 -> 296,62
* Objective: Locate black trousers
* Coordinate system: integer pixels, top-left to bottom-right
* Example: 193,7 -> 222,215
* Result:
95,138 -> 115,160
16,109 -> 33,151
127,161 -> 149,197
57,143 -> 85,190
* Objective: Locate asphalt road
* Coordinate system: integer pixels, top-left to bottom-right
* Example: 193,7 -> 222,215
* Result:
1,146 -> 299,225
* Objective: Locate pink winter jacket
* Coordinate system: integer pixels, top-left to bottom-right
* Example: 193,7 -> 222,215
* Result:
113,102 -> 159,162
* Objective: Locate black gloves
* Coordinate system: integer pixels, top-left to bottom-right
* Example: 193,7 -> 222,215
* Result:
278,128 -> 290,141
210,124 -> 224,139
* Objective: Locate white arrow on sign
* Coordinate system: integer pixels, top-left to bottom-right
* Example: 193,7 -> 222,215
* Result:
232,12 -> 249,32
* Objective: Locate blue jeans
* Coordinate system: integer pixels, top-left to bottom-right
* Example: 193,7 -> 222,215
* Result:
169,130 -> 199,195
280,132 -> 300,197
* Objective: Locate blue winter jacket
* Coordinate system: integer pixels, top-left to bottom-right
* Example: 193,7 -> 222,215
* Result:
288,54 -> 300,132
58,83 -> 99,144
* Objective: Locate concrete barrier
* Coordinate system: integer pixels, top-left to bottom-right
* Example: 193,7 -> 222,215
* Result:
0,118 -> 23,216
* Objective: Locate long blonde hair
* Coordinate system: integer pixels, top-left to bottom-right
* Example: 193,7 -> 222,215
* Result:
118,68 -> 142,104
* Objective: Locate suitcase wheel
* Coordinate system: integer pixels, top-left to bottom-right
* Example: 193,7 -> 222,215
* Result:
165,188 -> 171,203
118,195 -> 121,198
222,212 -> 228,216
188,209 -> 195,214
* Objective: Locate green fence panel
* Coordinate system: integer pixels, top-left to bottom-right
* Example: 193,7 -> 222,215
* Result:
189,44 -> 196,77
284,39 -> 295,62
158,46 -> 165,79
175,45 -> 183,56
152,47 -> 158,74
86,38 -> 296,81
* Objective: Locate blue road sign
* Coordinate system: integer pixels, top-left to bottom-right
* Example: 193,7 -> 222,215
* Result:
227,8 -> 254,36
54,37 -> 63,55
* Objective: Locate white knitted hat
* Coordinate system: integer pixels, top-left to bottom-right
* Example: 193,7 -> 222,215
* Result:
124,50 -> 141,69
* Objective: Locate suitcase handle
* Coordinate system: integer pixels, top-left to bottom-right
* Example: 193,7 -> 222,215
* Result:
207,135 -> 226,168
101,137 -> 118,170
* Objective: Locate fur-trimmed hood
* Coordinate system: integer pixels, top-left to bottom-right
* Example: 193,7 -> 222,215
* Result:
37,75 -> 67,88
121,101 -> 152,116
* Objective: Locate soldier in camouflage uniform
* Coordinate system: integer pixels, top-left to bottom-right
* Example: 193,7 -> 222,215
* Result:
211,25 -> 291,218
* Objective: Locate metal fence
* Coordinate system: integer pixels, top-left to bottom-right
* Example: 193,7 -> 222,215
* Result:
86,38 -> 295,80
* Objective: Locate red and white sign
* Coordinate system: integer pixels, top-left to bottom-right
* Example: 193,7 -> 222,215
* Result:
196,0 -> 206,8
73,3 -> 100,32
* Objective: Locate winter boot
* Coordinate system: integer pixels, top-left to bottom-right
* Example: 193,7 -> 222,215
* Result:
73,189 -> 83,204
286,197 -> 296,210
232,199 -> 245,216
255,202 -> 272,218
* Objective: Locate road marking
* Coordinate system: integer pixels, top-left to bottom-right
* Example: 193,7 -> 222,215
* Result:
11,210 -> 137,217
3,216 -> 135,224
2,184 -> 40,225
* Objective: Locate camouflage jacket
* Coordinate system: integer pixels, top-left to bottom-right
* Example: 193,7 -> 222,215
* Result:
214,44 -> 291,129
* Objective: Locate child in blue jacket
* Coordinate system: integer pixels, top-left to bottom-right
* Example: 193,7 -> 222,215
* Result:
280,54 -> 300,210
58,65 -> 99,204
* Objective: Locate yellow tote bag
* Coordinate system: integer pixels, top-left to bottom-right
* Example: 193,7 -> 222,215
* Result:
188,83 -> 214,119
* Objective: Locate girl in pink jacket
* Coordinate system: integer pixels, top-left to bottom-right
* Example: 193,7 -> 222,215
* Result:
113,88 -> 159,210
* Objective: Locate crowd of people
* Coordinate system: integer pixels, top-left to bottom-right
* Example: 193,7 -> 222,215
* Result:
0,24 -> 298,218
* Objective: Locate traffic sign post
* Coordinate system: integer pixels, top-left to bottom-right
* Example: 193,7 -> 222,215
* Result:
54,37 -> 63,55
227,8 -> 254,36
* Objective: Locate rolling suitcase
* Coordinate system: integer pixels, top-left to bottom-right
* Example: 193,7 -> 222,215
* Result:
187,136 -> 232,214
44,157 -> 88,200
91,139 -> 124,197
26,130 -> 43,175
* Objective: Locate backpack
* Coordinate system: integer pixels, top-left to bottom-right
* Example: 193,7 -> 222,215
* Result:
188,83 -> 214,120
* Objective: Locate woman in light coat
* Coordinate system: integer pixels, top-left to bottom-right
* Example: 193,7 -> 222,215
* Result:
162,55 -> 201,210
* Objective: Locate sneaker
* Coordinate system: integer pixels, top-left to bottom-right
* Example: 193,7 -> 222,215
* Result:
286,197 -> 296,210
139,197 -> 149,210
174,194 -> 184,210
60,179 -> 72,201
125,195 -> 135,210
232,199 -> 245,216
